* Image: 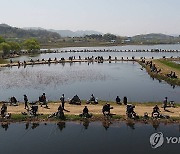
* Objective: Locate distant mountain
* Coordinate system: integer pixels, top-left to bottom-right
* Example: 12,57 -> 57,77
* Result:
23,27 -> 46,31
23,27 -> 103,37
0,24 -> 61,39
48,29 -> 103,37
132,33 -> 174,40
169,34 -> 180,37
48,30 -> 75,37
1,24 -> 180,44
130,33 -> 178,44
0,23 -> 11,28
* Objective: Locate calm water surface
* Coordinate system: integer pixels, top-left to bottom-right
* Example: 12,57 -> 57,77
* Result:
0,122 -> 179,154
11,44 -> 180,62
0,61 -> 179,102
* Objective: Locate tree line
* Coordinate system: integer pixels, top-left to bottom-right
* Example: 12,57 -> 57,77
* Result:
85,33 -> 120,41
0,36 -> 40,56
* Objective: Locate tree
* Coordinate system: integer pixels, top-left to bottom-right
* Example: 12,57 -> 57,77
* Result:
0,36 -> 5,44
0,42 -> 11,55
103,33 -> 117,41
23,38 -> 40,52
85,34 -> 103,39
8,41 -> 21,53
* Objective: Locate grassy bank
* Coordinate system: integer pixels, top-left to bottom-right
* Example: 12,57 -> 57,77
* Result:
158,59 -> 180,70
36,100 -> 180,106
0,101 -> 179,123
138,61 -> 180,86
1,100 -> 180,106
0,58 -> 8,64
1,113 -> 180,124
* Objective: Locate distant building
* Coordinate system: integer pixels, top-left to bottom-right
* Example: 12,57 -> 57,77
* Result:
121,39 -> 131,44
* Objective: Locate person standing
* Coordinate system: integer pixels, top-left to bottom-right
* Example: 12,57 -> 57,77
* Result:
123,96 -> 127,105
163,97 -> 168,110
60,94 -> 65,109
24,95 -> 29,109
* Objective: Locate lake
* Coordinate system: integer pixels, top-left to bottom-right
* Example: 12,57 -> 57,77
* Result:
10,44 -> 180,62
0,122 -> 179,154
1,45 -> 180,103
0,61 -> 179,102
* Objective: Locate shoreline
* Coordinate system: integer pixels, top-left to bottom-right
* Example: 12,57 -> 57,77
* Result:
1,101 -> 180,123
0,59 -> 135,68
40,42 -> 180,49
138,59 -> 180,86
1,114 -> 180,124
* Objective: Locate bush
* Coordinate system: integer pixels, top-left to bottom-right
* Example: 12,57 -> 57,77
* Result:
0,42 -> 11,55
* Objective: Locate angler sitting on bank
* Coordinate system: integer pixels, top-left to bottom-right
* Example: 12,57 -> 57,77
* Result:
1,103 -> 7,117
57,105 -> 65,118
116,96 -> 121,105
10,96 -> 18,106
69,95 -> 81,105
102,103 -> 113,116
152,105 -> 160,118
167,71 -> 178,78
87,94 -> 98,104
39,93 -> 48,108
48,105 -> 65,119
30,105 -> 38,116
151,104 -> 170,119
126,104 -> 139,119
79,106 -> 92,118
1,103 -> 11,118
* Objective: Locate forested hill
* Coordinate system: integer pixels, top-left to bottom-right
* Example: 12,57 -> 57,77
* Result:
0,24 -> 61,39
131,33 -> 179,44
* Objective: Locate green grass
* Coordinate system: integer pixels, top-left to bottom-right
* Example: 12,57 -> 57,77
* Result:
65,115 -> 82,121
1,100 -> 179,107
4,113 -> 180,123
138,61 -> 180,86
47,100 -> 178,106
111,115 -> 124,120
158,59 -> 180,70
0,58 -> 8,64
11,114 -> 28,121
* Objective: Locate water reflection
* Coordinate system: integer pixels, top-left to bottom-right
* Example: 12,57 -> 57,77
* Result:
0,120 -> 166,132
126,121 -> 135,130
25,122 -> 29,130
1,123 -> 9,131
31,123 -> 40,129
20,120 -> 161,131
57,122 -> 66,131
102,120 -> 112,130
0,121 -> 179,154
152,121 -> 160,130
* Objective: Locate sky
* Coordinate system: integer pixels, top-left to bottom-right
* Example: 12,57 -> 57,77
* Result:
0,0 -> 180,36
